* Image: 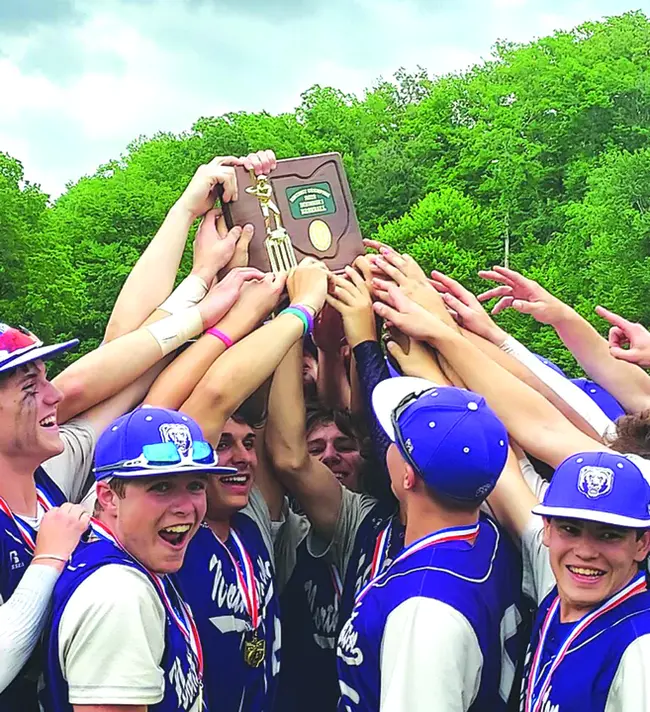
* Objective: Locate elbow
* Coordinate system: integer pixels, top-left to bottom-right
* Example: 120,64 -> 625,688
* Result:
266,435 -> 309,477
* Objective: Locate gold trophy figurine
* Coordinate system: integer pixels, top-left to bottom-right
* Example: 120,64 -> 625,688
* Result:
245,172 -> 297,274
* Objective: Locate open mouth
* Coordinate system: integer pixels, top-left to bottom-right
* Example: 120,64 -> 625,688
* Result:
566,565 -> 606,580
158,523 -> 193,548
219,474 -> 250,487
39,414 -> 57,429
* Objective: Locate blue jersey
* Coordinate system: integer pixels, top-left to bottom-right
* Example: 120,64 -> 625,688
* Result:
339,501 -> 404,632
42,537 -> 202,712
520,576 -> 650,712
337,515 -> 525,711
178,512 -> 280,712
0,468 -> 66,712
275,539 -> 341,712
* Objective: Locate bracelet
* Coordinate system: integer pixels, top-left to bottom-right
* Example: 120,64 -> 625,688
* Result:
32,554 -> 68,564
205,327 -> 234,349
281,307 -> 311,336
288,304 -> 315,333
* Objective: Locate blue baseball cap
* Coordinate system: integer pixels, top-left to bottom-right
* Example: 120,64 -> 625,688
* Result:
570,378 -> 625,421
94,406 -> 236,480
0,323 -> 78,375
533,451 -> 650,528
372,378 -> 509,502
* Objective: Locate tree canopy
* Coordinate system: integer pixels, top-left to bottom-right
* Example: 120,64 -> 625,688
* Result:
3,11 -> 650,375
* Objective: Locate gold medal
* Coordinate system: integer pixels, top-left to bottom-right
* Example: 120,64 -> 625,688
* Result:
243,632 -> 266,668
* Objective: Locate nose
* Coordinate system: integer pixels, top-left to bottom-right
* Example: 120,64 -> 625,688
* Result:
573,535 -> 599,561
170,489 -> 203,518
43,380 -> 63,407
231,443 -> 254,469
321,443 -> 341,467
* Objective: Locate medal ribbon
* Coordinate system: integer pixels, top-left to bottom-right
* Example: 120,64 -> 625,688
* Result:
0,486 -> 57,551
356,521 -> 480,604
215,528 -> 261,631
369,521 -> 393,583
90,518 -> 203,677
524,572 -> 646,712
330,564 -> 343,602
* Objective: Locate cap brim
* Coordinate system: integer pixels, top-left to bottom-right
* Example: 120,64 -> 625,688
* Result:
96,463 -> 238,480
0,339 -> 79,374
372,377 -> 440,441
532,503 -> 650,529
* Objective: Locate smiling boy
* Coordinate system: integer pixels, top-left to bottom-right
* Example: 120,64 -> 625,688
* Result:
42,406 -> 234,712
520,451 -> 650,712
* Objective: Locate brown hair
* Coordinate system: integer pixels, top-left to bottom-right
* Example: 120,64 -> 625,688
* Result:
608,411 -> 650,459
92,478 -> 128,515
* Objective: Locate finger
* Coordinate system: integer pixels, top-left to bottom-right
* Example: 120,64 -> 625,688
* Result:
372,277 -> 395,294
511,299 -> 542,317
272,272 -> 288,291
610,346 -> 641,363
491,266 -> 532,289
207,155 -> 241,169
373,301 -> 402,324
363,238 -> 394,254
430,270 -> 473,301
222,225 -> 242,246
263,149 -> 277,172
326,292 -> 352,311
378,247 -> 407,269
478,270 -> 516,288
428,278 -> 449,294
477,285 -> 513,302
246,152 -> 265,176
217,167 -> 238,203
608,326 -> 628,349
331,274 -> 357,298
344,265 -> 367,291
441,292 -> 473,320
595,305 -> 633,330
373,256 -> 406,285
385,339 -> 407,363
491,296 -> 514,316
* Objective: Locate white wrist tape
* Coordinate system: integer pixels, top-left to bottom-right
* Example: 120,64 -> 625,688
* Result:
159,275 -> 208,315
146,307 -> 204,356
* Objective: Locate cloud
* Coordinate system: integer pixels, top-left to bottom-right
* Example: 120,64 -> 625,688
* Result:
0,0 -> 641,196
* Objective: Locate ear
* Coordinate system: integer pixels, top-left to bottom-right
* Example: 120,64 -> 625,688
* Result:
542,517 -> 552,548
634,530 -> 650,563
96,481 -> 119,516
403,462 -> 417,492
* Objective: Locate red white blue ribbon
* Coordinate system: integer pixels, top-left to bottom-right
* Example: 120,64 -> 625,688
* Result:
90,518 -> 203,677
524,571 -> 647,712
0,486 -> 57,551
214,527 -> 261,631
356,521 -> 480,604
330,564 -> 343,602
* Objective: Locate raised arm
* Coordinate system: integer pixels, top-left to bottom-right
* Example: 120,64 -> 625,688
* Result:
54,270 -> 260,423
374,284 -> 606,468
181,260 -> 329,445
478,266 -> 650,414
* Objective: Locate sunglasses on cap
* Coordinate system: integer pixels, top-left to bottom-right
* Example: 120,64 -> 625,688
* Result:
390,389 -> 429,474
94,440 -> 217,475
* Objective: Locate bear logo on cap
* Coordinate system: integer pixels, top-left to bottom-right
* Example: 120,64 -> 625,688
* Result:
578,466 -> 614,499
159,423 -> 193,456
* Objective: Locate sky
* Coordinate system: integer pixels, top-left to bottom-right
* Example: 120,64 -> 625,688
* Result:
0,0 -> 646,196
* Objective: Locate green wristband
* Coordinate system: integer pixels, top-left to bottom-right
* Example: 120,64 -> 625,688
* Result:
281,307 -> 310,335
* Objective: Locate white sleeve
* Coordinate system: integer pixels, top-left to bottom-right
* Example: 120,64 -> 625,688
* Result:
41,418 -> 97,502
519,455 -> 549,501
379,597 -> 482,712
0,564 -> 60,692
521,516 -> 556,604
606,635 -> 650,711
500,336 -> 614,439
58,564 -> 166,705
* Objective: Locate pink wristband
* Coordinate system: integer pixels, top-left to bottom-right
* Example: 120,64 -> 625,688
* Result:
206,327 -> 234,349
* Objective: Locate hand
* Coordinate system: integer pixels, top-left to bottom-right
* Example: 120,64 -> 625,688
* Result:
33,504 -> 90,570
326,267 -> 376,348
477,266 -> 570,325
287,258 -> 329,314
373,282 -> 455,344
429,270 -> 508,345
595,306 -> 650,366
217,221 -> 255,278
192,209 -> 252,285
219,273 -> 286,337
313,303 -> 346,353
176,156 -> 243,220
370,250 -> 455,328
385,334 -> 439,378
197,267 -> 265,328
239,150 -> 277,176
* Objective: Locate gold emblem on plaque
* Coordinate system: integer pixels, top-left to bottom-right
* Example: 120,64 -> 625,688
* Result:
245,172 -> 297,274
308,219 -> 332,252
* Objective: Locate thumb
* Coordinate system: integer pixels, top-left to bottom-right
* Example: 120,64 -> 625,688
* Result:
386,339 -> 407,363
511,299 -> 545,317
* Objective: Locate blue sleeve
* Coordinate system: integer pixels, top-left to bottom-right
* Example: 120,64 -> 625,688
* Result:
352,340 -> 393,500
